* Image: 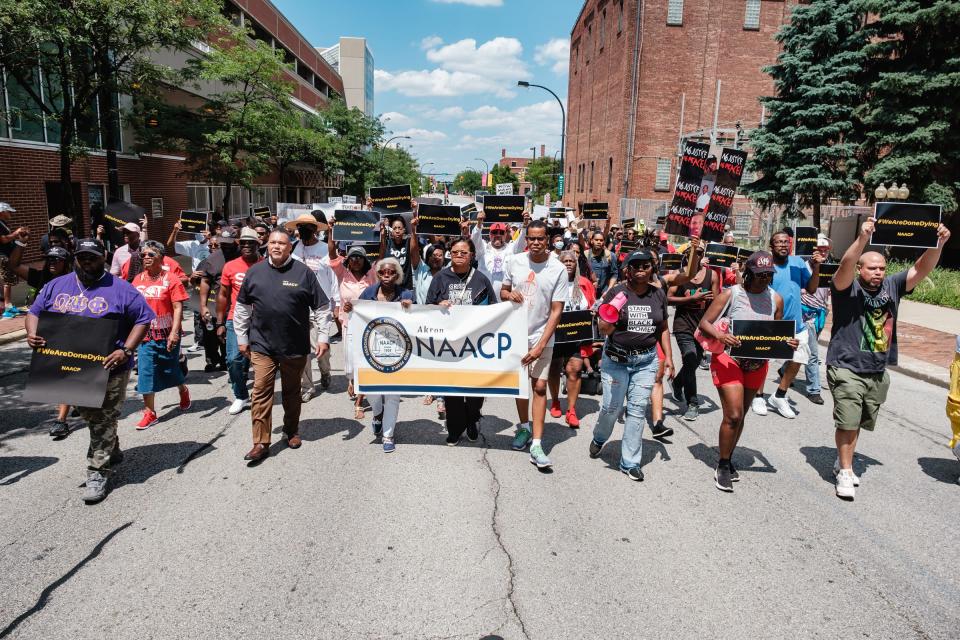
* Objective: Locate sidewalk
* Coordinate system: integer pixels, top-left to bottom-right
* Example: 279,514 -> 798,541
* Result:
0,314 -> 26,345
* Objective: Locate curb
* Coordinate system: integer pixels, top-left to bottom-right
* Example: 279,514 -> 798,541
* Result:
0,329 -> 26,346
818,336 -> 949,390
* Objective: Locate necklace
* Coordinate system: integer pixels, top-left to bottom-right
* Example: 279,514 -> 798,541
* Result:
74,270 -> 107,298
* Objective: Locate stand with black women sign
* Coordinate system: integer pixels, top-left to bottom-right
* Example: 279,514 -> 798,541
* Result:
729,319 -> 795,360
871,202 -> 942,249
659,253 -> 683,273
23,312 -> 119,407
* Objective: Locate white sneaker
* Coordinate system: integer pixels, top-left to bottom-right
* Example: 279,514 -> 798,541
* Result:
751,396 -> 768,416
300,390 -> 312,403
767,395 -> 797,419
229,398 -> 250,415
836,469 -> 856,500
185,343 -> 203,353
833,458 -> 860,486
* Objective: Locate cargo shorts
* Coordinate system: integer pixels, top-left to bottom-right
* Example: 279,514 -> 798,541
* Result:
827,365 -> 890,432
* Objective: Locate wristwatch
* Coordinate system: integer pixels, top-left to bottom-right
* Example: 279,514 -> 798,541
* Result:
122,347 -> 134,358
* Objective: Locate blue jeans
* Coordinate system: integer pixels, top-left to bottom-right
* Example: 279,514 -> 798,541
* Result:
225,320 -> 250,401
804,319 -> 822,394
592,350 -> 659,470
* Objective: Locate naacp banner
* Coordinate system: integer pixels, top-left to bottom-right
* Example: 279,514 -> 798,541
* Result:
23,312 -> 119,407
871,202 -> 942,249
351,301 -> 530,398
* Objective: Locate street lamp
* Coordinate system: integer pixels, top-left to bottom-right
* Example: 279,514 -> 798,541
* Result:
519,80 -> 565,203
379,135 -> 411,182
420,161 -> 435,194
474,157 -> 489,189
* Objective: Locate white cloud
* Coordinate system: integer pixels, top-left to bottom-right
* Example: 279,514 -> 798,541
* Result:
534,38 -> 570,75
394,128 -> 449,143
380,111 -> 415,128
376,68 -> 514,98
431,0 -> 503,6
461,100 -> 563,136
420,35 -> 443,50
417,105 -> 466,119
426,37 -> 526,80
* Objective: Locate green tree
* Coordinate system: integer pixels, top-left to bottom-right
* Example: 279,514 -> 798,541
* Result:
364,145 -> 421,196
526,157 -> 561,204
453,170 -> 482,194
0,0 -> 224,217
742,0 -> 867,229
490,163 -> 520,193
856,0 -> 960,213
265,111 -> 335,197
311,98 -> 384,199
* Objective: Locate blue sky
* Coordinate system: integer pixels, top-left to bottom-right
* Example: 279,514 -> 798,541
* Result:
273,0 -> 583,181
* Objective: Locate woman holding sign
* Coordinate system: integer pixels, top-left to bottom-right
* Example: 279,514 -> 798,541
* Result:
697,251 -> 797,492
547,250 -> 596,428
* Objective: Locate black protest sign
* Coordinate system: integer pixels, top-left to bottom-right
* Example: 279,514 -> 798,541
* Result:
360,244 -> 381,260
655,215 -> 666,227
730,320 -> 796,360
705,243 -> 740,268
871,202 -> 942,249
333,209 -> 380,243
252,206 -> 271,216
103,200 -> 144,227
417,196 -> 443,205
659,253 -> 683,273
701,148 -> 748,242
793,226 -> 819,257
817,263 -> 840,287
23,312 -> 119,407
417,204 -> 463,236
370,184 -> 413,214
179,210 -> 209,234
619,238 -> 640,253
555,310 -> 595,344
482,195 -> 525,223
581,202 -> 609,220
665,141 -> 710,238
620,217 -> 636,231
737,248 -> 755,263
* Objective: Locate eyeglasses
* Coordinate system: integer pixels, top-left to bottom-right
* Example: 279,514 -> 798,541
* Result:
450,250 -> 471,257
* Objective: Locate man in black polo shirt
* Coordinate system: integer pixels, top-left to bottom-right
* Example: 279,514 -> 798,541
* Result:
233,230 -> 330,463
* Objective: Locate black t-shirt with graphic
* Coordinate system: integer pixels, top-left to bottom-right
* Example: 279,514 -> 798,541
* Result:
600,283 -> 667,351
387,239 -> 413,289
425,267 -> 496,306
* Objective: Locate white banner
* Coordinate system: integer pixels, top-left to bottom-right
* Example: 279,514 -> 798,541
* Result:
351,301 -> 529,398
496,183 -> 514,196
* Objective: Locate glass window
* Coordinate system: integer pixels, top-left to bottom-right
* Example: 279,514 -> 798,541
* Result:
6,65 -> 46,142
600,9 -> 606,48
618,1 -> 624,33
607,158 -> 613,192
745,0 -> 761,30
655,158 -> 672,191
667,0 -> 684,26
589,161 -> 595,191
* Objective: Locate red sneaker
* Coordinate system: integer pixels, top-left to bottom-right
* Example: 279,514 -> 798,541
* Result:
549,400 -> 562,418
179,388 -> 191,411
136,409 -> 159,430
565,409 -> 580,428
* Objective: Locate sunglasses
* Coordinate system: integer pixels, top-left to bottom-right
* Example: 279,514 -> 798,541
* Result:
142,252 -> 161,258
450,250 -> 470,257
753,272 -> 773,279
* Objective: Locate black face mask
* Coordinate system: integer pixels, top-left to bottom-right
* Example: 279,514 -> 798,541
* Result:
297,226 -> 315,242
74,263 -> 104,285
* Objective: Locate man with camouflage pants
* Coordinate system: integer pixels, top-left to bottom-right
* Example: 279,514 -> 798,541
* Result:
26,238 -> 154,503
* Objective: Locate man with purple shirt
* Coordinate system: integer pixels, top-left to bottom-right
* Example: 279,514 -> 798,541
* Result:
26,238 -> 154,504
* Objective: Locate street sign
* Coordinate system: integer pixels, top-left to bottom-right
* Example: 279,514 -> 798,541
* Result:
558,174 -> 564,197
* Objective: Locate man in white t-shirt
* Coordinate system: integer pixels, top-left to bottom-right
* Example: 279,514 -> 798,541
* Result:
473,209 -> 529,300
501,219 -> 567,469
287,214 -> 339,401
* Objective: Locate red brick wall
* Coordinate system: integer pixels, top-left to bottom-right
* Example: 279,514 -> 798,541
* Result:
566,0 -> 798,221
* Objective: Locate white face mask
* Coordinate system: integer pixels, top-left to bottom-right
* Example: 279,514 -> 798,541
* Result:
553,240 -> 565,250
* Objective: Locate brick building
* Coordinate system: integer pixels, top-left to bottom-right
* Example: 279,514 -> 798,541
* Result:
564,0 -> 800,223
499,144 -> 546,195
0,0 -> 344,261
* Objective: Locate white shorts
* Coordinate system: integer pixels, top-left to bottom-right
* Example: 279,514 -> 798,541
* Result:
528,346 -> 554,382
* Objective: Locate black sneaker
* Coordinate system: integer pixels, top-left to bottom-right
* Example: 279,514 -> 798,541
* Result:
110,447 -> 124,465
204,363 -> 219,372
807,393 -> 824,405
466,422 -> 479,442
729,460 -> 740,482
621,466 -> 644,481
715,462 -> 734,492
650,421 -> 674,438
49,421 -> 70,438
445,433 -> 460,446
589,440 -> 604,458
671,380 -> 684,404
320,373 -> 331,390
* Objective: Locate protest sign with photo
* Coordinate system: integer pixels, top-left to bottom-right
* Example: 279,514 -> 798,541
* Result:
581,202 -> 609,220
23,313 -> 119,407
555,310 -> 595,344
793,226 -> 819,257
665,141 -> 710,238
482,195 -> 525,223
871,202 -> 942,249
704,243 -> 740,268
333,209 -> 380,243
370,184 -> 412,214
817,263 -> 840,287
179,210 -> 209,234
701,148 -> 748,241
353,301 -> 529,398
417,204 -> 463,236
730,319 -> 796,360
495,183 -> 514,196
659,253 -> 683,273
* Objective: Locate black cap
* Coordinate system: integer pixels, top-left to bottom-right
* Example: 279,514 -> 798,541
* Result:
346,244 -> 368,260
46,246 -> 70,261
218,230 -> 237,244
75,238 -> 105,257
625,248 -> 654,264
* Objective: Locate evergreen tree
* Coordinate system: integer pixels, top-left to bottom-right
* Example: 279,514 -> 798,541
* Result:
857,0 -> 960,213
743,0 -> 867,229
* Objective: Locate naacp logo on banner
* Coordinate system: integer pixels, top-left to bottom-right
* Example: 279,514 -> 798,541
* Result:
361,317 -> 413,373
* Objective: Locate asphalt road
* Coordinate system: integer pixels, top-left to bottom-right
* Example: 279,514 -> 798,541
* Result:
1,328 -> 958,639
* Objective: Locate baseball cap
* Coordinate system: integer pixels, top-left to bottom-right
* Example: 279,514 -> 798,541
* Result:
0,202 -> 15,213
75,238 -> 105,256
218,230 -> 237,244
346,245 -> 368,259
816,234 -> 831,247
239,227 -> 259,242
46,246 -> 70,261
489,222 -> 509,233
625,249 -> 655,265
122,222 -> 141,233
745,251 -> 776,274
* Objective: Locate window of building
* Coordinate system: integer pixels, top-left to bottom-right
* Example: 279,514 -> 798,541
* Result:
618,1 -> 624,33
655,158 -> 672,191
296,59 -> 314,84
589,160 -> 595,192
511,161 -> 517,168
573,44 -> 579,74
607,157 -> 613,192
667,0 -> 684,26
744,0 -> 761,30
586,25 -> 591,62
599,9 -> 606,49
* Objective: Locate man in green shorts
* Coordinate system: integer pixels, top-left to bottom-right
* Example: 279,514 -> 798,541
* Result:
827,216 -> 950,500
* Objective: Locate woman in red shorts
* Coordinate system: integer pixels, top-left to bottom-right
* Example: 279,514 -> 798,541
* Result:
698,251 -> 798,492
